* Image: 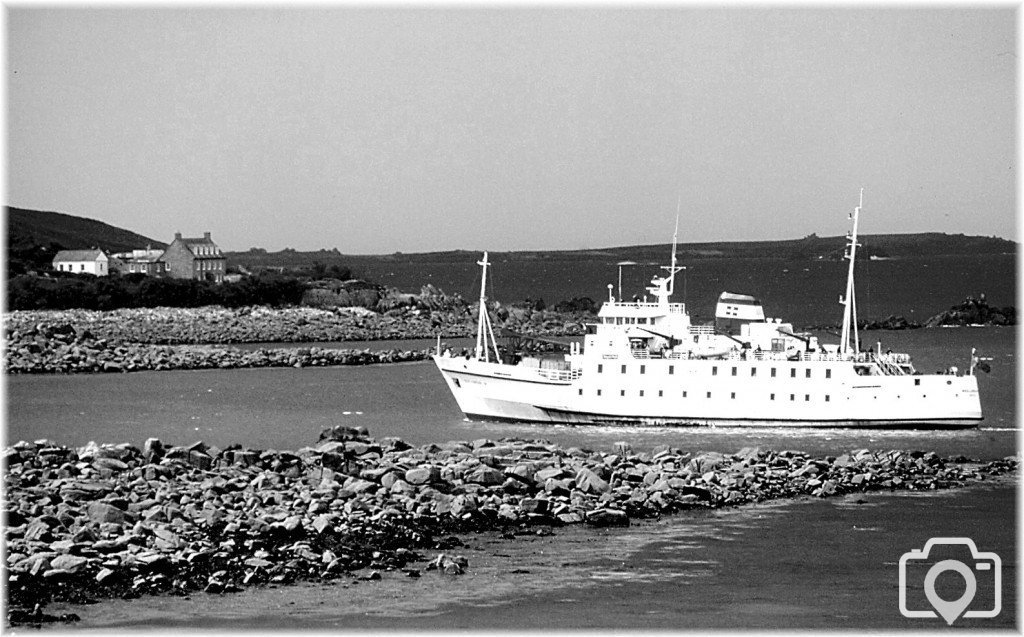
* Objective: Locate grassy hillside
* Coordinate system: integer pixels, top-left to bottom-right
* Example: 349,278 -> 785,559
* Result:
7,207 -> 165,274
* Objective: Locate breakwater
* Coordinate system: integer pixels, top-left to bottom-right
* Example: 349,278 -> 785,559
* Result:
4,305 -> 588,345
4,322 -> 431,374
4,427 -> 1016,626
3,305 -> 588,374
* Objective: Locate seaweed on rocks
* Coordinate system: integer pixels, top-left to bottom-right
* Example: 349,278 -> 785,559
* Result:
3,430 -> 1017,627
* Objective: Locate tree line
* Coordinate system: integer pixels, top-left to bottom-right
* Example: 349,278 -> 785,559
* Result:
7,273 -> 307,311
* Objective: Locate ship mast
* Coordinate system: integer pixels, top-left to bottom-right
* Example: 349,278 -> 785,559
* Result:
840,189 -> 863,355
474,252 -> 502,363
654,200 -> 684,303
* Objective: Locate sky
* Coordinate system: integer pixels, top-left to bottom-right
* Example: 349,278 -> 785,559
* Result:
5,5 -> 1018,254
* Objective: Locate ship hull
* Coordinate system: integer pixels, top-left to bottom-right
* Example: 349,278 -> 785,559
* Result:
434,355 -> 983,430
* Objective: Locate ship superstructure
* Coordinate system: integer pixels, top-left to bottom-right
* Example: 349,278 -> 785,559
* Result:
433,193 -> 983,428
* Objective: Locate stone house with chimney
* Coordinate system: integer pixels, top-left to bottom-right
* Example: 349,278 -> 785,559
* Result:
160,232 -> 227,283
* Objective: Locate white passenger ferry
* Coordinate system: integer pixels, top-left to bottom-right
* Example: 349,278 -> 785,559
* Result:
433,193 -> 983,428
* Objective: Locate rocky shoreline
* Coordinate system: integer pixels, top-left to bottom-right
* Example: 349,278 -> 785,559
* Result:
4,427 -> 1017,627
3,305 -> 587,375
4,305 -> 588,346
4,322 -> 432,374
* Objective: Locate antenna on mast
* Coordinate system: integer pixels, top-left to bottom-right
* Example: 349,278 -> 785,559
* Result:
660,196 -> 683,297
839,188 -> 863,356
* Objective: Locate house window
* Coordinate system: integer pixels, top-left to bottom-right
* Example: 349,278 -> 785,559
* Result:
712,366 -> 718,376
578,389 -> 583,396
682,391 -> 688,398
790,394 -> 795,401
597,389 -> 602,396
621,364 -> 627,374
914,378 -> 921,386
706,391 -> 712,398
731,367 -> 737,376
669,365 -> 674,375
791,369 -> 796,378
640,365 -> 646,375
771,368 -> 776,378
658,390 -> 663,397
597,364 -> 603,373
80,264 -> 85,271
825,395 -> 830,402
805,369 -> 811,379
730,392 -> 736,399
751,368 -> 757,377
620,390 -> 625,397
825,369 -> 832,379
639,390 -> 645,397
805,394 -> 810,401
770,393 -> 775,400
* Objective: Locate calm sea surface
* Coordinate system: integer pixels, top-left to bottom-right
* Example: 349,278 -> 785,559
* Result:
5,326 -> 1018,630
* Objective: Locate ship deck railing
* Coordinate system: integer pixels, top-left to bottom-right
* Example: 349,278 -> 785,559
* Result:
631,348 -> 913,370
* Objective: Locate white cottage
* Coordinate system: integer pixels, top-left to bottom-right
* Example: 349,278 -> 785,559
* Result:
52,249 -> 110,276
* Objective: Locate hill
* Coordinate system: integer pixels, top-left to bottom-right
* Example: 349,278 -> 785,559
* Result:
6,207 -> 165,275
227,232 -> 1015,271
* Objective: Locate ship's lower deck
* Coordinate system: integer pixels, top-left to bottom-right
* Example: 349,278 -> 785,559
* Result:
434,355 -> 983,430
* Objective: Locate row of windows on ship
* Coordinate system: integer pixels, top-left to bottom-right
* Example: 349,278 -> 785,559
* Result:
578,387 -> 833,402
602,316 -> 655,324
595,363 -> 833,379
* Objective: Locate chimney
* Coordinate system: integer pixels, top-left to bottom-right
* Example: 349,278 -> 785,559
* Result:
174,232 -> 182,240
204,232 -> 211,240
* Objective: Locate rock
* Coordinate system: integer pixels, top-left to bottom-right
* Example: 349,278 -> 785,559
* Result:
586,508 -> 629,527
49,554 -> 89,573
575,467 -> 610,494
404,466 -> 440,485
87,501 -> 128,525
465,465 -> 505,486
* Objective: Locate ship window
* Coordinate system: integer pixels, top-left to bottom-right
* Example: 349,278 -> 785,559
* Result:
640,365 -> 646,374
751,368 -> 757,377
712,366 -> 718,376
621,364 -> 627,374
639,390 -> 645,397
731,367 -> 737,376
669,365 -> 674,375
914,378 -> 921,386
771,368 -> 776,378
826,369 -> 832,379
791,369 -> 797,378
805,369 -> 811,379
